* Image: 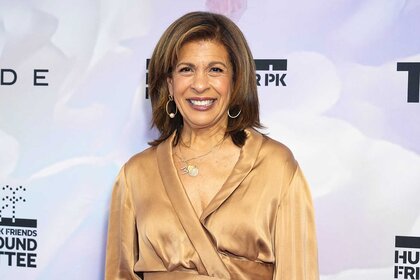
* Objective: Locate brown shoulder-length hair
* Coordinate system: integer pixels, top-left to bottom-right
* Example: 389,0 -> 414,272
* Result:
148,11 -> 262,147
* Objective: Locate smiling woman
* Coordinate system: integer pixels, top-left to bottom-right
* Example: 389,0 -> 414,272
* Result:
168,40 -> 232,134
105,11 -> 319,280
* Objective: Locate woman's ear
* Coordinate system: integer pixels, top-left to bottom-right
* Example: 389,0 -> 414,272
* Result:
167,77 -> 173,96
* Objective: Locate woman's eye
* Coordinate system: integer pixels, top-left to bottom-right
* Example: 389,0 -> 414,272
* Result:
179,67 -> 192,72
210,67 -> 223,73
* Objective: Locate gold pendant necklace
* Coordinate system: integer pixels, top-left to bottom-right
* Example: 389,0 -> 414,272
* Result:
174,137 -> 225,177
180,162 -> 199,177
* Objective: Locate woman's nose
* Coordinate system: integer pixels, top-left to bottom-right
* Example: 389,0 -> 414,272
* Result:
191,72 -> 210,93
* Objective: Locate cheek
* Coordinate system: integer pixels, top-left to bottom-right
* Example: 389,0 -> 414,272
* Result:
171,78 -> 189,95
213,78 -> 231,94
220,81 -> 232,99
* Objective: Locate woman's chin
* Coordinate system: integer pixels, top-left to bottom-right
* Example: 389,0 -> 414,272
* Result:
182,117 -> 227,131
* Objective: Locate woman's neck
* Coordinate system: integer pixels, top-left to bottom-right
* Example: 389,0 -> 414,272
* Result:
179,125 -> 227,152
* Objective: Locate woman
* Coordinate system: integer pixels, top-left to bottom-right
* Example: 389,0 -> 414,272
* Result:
105,11 -> 319,280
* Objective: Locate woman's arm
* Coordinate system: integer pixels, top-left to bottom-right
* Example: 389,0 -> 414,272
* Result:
105,166 -> 141,280
273,165 -> 319,280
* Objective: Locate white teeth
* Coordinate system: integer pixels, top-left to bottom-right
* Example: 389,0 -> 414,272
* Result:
190,99 -> 214,106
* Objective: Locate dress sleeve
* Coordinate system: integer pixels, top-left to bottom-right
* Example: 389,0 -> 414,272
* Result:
273,165 -> 319,280
105,165 -> 141,280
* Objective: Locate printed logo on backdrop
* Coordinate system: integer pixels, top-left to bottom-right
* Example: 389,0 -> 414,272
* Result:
145,59 -> 288,99
146,59 -> 150,99
397,62 -> 420,103
0,185 -> 38,268
255,59 -> 287,88
0,69 -> 49,86
394,236 -> 420,279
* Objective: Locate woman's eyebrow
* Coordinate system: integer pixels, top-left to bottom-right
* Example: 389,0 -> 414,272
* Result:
176,61 -> 228,68
208,61 -> 228,68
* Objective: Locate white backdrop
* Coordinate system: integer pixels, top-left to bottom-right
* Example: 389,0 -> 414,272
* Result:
1,0 -> 420,279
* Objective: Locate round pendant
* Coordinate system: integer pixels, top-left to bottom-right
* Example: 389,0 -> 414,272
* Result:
187,165 -> 199,177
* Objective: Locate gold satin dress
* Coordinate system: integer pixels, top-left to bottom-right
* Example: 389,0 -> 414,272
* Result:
105,129 -> 319,279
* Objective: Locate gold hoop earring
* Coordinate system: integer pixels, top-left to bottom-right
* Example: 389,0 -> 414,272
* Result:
228,107 -> 241,119
166,95 -> 178,118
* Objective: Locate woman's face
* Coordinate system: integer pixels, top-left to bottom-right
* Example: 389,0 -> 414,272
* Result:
167,40 -> 233,132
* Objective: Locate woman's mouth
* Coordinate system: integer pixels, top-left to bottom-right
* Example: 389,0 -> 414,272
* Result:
187,98 -> 216,110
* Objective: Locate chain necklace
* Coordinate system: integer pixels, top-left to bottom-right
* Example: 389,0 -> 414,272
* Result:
174,137 -> 225,177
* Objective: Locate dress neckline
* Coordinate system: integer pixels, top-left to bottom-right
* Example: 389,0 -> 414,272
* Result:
157,128 -> 263,222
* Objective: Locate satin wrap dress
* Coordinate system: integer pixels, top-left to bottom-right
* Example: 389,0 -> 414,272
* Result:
105,129 -> 319,280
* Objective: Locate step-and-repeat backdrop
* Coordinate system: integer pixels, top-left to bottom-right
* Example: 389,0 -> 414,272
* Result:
1,0 -> 419,279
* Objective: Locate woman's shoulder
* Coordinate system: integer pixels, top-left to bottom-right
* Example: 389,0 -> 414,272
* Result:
252,130 -> 296,164
123,145 -> 158,171
249,129 -> 300,188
